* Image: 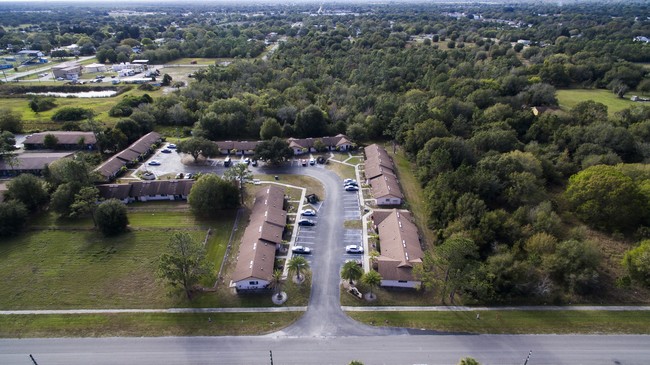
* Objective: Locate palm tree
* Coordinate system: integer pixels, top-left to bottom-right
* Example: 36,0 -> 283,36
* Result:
269,269 -> 284,300
457,357 -> 480,365
287,256 -> 310,282
361,270 -> 382,299
341,261 -> 363,285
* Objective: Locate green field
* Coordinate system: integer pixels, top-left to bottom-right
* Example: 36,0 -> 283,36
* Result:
0,312 -> 301,337
0,209 -> 237,309
0,87 -> 162,132
556,89 -> 636,116
348,310 -> 650,334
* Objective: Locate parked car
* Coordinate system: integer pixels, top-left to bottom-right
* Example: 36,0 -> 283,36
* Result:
344,185 -> 359,191
167,143 -> 177,149
56,77 -> 64,81
301,209 -> 316,216
317,156 -> 326,164
344,181 -> 358,187
147,160 -> 161,166
345,259 -> 362,266
298,219 -> 316,226
161,149 -> 172,154
344,179 -> 357,185
251,160 -> 258,167
345,245 -> 364,254
301,159 -> 307,166
244,157 -> 250,164
175,173 -> 185,179
186,173 -> 194,179
309,158 -> 316,165
292,246 -> 312,254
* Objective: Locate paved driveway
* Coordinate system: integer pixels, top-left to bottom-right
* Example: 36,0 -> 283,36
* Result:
258,164 -> 403,337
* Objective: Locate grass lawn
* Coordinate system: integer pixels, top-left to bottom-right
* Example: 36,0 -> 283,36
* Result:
326,161 -> 356,180
389,146 -> 437,247
0,312 -> 301,338
348,310 -> 650,334
0,206 -> 239,310
341,285 -> 438,307
0,87 -> 163,132
556,89 -> 636,116
254,174 -> 324,201
345,156 -> 364,165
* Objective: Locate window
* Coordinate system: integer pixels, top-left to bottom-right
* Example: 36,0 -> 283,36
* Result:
249,281 -> 258,285
398,280 -> 407,283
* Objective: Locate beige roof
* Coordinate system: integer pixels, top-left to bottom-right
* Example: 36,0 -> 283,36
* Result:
93,156 -> 126,179
93,132 -> 162,179
364,162 -> 395,180
256,185 -> 285,210
231,232 -> 276,283
286,134 -> 352,149
375,209 -> 423,282
364,144 -> 391,161
251,199 -> 287,227
23,132 -> 97,146
370,174 -> 403,200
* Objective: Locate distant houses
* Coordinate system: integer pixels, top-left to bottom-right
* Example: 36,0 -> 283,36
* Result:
23,131 -> 96,151
52,62 -> 82,80
232,185 -> 287,292
93,132 -> 162,181
214,134 -> 354,156
97,179 -> 193,204
364,144 -> 403,206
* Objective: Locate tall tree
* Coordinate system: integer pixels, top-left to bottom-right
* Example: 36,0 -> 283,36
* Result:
188,173 -> 239,216
259,118 -> 283,140
158,231 -> 211,300
177,137 -> 219,163
6,173 -> 48,212
361,270 -> 382,299
0,200 -> 28,237
295,105 -> 328,138
69,186 -> 100,226
437,236 -> 480,304
223,163 -> 253,205
622,240 -> 650,287
253,137 -> 293,166
341,260 -> 363,285
94,199 -> 129,236
287,255 -> 310,282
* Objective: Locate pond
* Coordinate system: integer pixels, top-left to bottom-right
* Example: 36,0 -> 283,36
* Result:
26,90 -> 117,98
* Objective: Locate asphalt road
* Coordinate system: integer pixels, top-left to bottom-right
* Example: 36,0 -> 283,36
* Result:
2,335 -> 650,365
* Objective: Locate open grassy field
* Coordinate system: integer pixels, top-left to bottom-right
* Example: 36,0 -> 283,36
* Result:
166,58 -> 233,66
0,87 -> 163,132
0,207 -> 239,310
254,174 -> 324,201
348,310 -> 650,334
556,89 -> 636,116
326,161 -> 356,180
0,312 -> 301,337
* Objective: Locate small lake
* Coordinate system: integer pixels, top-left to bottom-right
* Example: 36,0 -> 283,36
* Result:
26,90 -> 117,98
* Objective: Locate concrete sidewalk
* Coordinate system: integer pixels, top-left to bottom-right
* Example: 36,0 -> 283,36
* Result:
0,307 -> 308,315
342,305 -> 650,312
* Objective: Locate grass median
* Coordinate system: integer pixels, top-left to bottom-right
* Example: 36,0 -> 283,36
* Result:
0,312 -> 301,338
348,310 -> 650,334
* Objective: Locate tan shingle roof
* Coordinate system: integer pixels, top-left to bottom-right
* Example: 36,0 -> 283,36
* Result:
375,209 -> 423,282
232,184 -> 287,283
0,152 -> 73,171
370,174 -> 403,200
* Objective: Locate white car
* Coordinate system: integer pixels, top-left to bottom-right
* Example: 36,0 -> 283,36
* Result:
301,209 -> 316,216
292,246 -> 312,254
344,185 -> 359,191
147,160 -> 161,166
344,178 -> 357,185
345,245 -> 364,254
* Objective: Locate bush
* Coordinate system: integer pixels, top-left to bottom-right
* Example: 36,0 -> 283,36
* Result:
0,200 -> 28,237
95,199 -> 129,236
51,107 -> 94,122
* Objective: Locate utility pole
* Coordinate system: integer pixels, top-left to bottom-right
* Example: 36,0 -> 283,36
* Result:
523,350 -> 532,365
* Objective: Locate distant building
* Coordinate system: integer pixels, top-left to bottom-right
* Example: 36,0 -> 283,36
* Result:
97,179 -> 193,204
93,132 -> 162,181
84,63 -> 107,73
23,131 -> 96,151
52,62 -> 82,80
0,152 -> 73,177
633,36 -> 650,43
364,144 -> 403,206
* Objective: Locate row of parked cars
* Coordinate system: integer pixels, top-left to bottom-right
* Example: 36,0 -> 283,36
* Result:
344,178 -> 359,191
290,205 -> 364,255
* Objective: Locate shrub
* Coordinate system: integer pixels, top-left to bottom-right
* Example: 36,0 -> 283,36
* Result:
51,107 -> 94,122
